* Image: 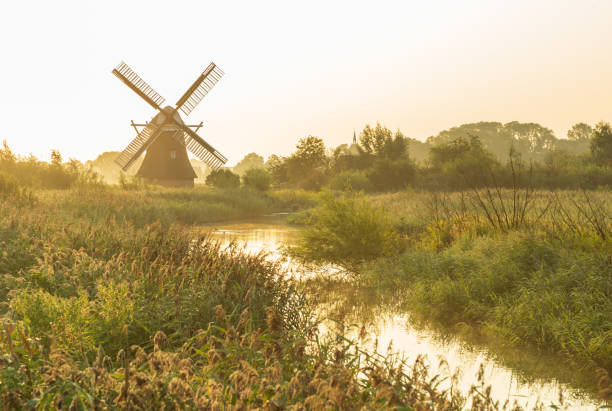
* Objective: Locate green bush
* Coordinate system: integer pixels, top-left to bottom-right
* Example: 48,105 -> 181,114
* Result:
287,192 -> 400,270
366,158 -> 415,191
205,168 -> 240,189
242,167 -> 271,191
0,172 -> 36,204
328,170 -> 372,192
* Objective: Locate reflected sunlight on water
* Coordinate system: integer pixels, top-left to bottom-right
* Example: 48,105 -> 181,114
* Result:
203,216 -> 599,409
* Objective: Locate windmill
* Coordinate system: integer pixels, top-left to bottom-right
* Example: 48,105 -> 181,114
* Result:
112,61 -> 227,187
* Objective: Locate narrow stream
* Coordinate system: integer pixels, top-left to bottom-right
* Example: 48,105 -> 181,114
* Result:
203,215 -> 600,409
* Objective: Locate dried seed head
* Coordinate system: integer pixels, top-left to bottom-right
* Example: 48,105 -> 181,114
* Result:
214,305 -> 226,321
265,306 -> 282,333
153,331 -> 167,350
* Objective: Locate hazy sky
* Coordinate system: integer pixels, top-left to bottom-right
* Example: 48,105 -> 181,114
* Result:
1,0 -> 611,164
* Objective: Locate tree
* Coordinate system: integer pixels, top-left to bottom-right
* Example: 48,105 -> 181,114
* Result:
503,121 -> 557,156
590,121 -> 612,167
205,169 -> 240,189
427,121 -> 559,162
360,123 -> 393,155
359,123 -> 407,159
567,123 -> 593,141
293,136 -> 327,168
242,168 -> 271,191
285,136 -> 328,187
427,122 -> 513,161
50,150 -> 63,166
233,152 -> 264,176
428,136 -> 500,187
265,154 -> 289,186
366,158 -> 415,191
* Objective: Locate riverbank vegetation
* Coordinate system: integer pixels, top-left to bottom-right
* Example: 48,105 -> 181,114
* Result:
1,183 -> 573,409
287,187 -> 612,392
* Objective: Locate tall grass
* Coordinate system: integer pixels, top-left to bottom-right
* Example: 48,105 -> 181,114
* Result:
2,185 -> 572,409
292,187 -> 612,380
359,189 -> 612,377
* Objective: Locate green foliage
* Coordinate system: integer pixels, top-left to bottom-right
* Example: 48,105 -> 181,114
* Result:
118,172 -> 146,190
426,136 -> 500,188
287,192 -> 401,270
205,168 -> 240,189
364,234 -> 612,371
0,141 -> 102,189
591,121 -> 612,167
366,158 -> 415,191
232,152 -> 265,176
567,122 -> 593,141
0,187 -> 499,410
359,123 -> 408,159
285,136 -> 329,189
0,172 -> 36,205
242,167 -> 272,191
354,189 -> 612,376
327,170 -> 372,192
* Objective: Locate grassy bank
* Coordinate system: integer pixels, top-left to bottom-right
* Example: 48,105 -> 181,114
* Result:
35,186 -> 316,227
0,185 -> 548,410
288,189 -> 612,389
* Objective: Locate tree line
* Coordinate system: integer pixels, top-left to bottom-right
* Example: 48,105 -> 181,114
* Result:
210,120 -> 612,191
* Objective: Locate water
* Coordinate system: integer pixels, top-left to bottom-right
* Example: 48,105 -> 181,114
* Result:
203,215 -> 600,409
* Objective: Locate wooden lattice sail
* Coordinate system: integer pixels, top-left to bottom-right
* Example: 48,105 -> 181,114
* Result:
112,61 -> 227,187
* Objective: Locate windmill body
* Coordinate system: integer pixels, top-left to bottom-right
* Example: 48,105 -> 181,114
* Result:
136,107 -> 196,187
112,61 -> 227,187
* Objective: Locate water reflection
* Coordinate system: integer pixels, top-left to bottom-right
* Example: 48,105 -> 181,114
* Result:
202,216 -> 599,409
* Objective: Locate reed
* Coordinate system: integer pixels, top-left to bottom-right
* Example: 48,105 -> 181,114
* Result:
2,185 -> 570,410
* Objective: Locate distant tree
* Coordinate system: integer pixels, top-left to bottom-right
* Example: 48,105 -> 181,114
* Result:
406,137 -> 430,164
233,152 -> 265,176
503,121 -> 557,155
50,150 -> 62,166
590,121 -> 612,167
428,121 -> 558,162
0,140 -> 16,164
242,168 -> 271,191
567,123 -> 593,141
427,122 -> 513,161
205,169 -> 240,189
366,158 -> 415,191
265,154 -> 289,186
428,136 -> 500,187
360,123 -> 393,155
293,136 -> 327,168
359,123 -> 407,159
285,136 -> 328,187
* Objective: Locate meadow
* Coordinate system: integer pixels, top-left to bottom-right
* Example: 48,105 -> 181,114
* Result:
1,180 -> 556,410
288,187 -> 612,395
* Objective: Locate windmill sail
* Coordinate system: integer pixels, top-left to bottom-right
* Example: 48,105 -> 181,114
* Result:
175,62 -> 224,116
170,125 -> 227,170
114,122 -> 162,171
112,62 -> 166,110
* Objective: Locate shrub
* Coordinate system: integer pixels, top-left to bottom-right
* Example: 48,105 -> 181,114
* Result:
328,170 -> 372,192
242,167 -> 271,191
286,191 -> 400,270
0,172 -> 36,204
205,168 -> 240,189
366,158 -> 415,191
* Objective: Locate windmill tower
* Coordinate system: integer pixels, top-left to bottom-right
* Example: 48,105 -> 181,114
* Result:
112,61 -> 227,187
